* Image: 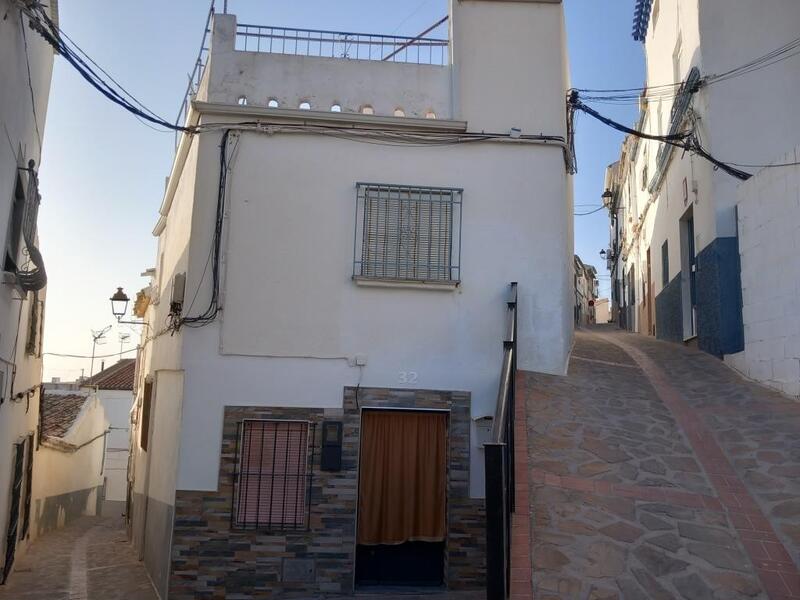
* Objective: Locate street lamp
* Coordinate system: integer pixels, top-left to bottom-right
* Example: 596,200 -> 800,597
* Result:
109,287 -> 147,327
110,287 -> 129,320
601,189 -> 613,207
600,249 -> 607,260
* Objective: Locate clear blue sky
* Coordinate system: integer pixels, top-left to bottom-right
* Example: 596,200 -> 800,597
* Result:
39,0 -> 644,381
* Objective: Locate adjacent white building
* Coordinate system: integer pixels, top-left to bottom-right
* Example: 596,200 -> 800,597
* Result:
0,0 -> 56,584
574,255 -> 598,327
128,1 -> 574,598
86,359 -> 136,513
729,146 -> 800,398
604,0 -> 800,359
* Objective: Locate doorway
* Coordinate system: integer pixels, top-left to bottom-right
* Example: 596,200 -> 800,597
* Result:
645,247 -> 654,335
680,210 -> 697,339
2,441 -> 25,584
355,409 -> 447,588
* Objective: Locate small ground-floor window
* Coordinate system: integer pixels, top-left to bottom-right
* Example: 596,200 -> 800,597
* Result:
233,419 -> 310,530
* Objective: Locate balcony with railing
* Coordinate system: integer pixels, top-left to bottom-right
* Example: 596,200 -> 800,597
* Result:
235,19 -> 449,66
175,7 -> 452,138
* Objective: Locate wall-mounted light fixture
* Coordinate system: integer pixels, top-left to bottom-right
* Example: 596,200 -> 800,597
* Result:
109,287 -> 147,327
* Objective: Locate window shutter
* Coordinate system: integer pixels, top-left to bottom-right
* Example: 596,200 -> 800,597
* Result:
356,184 -> 461,282
140,380 -> 153,451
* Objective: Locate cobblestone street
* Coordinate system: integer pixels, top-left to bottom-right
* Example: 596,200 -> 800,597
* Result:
0,516 -> 157,600
524,327 -> 800,599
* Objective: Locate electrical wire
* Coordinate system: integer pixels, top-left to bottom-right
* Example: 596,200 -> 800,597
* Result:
574,206 -> 606,216
705,35 -> 800,85
568,93 -> 752,181
19,3 -> 191,133
575,34 -> 800,107
44,347 -> 138,360
19,13 -> 42,152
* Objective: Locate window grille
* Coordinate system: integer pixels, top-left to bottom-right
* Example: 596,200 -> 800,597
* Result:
232,420 -> 314,531
353,183 -> 462,283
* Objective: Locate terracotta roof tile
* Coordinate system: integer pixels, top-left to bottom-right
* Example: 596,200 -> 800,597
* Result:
40,392 -> 90,439
86,359 -> 135,390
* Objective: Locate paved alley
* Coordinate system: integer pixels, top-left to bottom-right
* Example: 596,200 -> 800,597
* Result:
524,327 -> 800,600
0,516 -> 157,600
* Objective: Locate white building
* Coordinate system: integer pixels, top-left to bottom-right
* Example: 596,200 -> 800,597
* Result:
86,359 -> 136,513
34,386 -> 108,532
604,0 -> 800,358
729,146 -> 800,398
129,1 -> 573,597
574,255 -> 598,327
0,0 -> 56,584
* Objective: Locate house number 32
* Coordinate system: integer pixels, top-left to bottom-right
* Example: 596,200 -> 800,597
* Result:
398,371 -> 418,384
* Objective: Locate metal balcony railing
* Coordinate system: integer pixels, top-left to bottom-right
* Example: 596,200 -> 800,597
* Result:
235,19 -> 449,66
485,282 -> 518,600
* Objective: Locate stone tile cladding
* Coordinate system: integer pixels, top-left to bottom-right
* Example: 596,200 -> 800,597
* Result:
168,387 -> 485,599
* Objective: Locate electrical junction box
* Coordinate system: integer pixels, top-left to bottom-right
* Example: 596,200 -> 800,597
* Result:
321,421 -> 343,471
474,416 -> 494,446
170,272 -> 186,314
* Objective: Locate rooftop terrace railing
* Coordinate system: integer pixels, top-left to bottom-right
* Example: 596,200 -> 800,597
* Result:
235,18 -> 450,66
174,4 -> 213,147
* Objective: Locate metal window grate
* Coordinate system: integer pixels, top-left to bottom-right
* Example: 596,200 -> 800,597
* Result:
354,183 -> 462,283
231,420 -> 315,531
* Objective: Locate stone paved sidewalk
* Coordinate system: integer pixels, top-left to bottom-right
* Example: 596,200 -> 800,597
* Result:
0,516 -> 157,600
524,327 -> 800,600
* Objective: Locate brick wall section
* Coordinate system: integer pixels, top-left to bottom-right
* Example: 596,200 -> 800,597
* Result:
731,145 -> 800,397
169,387 -> 484,599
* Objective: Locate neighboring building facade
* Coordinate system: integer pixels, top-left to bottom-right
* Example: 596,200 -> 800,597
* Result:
0,0 -> 57,584
129,1 -> 574,598
727,146 -> 800,398
574,255 -> 598,327
35,387 -> 108,533
594,298 -> 611,324
87,359 -> 136,514
605,0 -> 800,357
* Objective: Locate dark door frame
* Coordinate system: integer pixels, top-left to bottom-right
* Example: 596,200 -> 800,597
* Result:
353,407 -> 450,590
2,440 -> 26,584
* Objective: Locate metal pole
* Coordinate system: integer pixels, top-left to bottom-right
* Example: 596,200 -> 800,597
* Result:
90,338 -> 97,379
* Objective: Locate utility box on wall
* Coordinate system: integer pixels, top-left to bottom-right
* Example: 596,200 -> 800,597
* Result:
321,421 -> 343,471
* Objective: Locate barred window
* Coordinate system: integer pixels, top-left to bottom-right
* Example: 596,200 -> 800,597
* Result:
354,183 -> 462,283
233,420 -> 312,530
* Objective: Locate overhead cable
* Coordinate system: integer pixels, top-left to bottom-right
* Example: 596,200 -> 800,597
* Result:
19,2 -> 191,133
568,92 -> 751,181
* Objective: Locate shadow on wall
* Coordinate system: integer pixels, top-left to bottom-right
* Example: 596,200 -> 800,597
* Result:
34,486 -> 103,537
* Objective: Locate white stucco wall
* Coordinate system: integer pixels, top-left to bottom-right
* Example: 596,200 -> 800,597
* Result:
727,147 -> 800,398
97,389 -> 134,502
31,394 -> 108,538
205,14 -> 451,119
0,0 -> 55,570
144,0 -> 573,506
610,0 -> 800,343
698,0 -> 800,239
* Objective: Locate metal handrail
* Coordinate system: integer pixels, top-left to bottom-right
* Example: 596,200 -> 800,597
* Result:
485,282 -> 518,600
491,283 -> 519,443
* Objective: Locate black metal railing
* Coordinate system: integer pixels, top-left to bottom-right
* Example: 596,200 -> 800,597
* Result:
235,20 -> 449,66
485,282 -> 518,600
230,420 -> 316,531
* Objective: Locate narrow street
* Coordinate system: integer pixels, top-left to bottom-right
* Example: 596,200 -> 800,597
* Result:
524,327 -> 800,599
0,516 -> 157,600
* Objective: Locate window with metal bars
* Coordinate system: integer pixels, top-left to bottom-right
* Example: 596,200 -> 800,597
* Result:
232,420 -> 314,531
353,183 -> 462,283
